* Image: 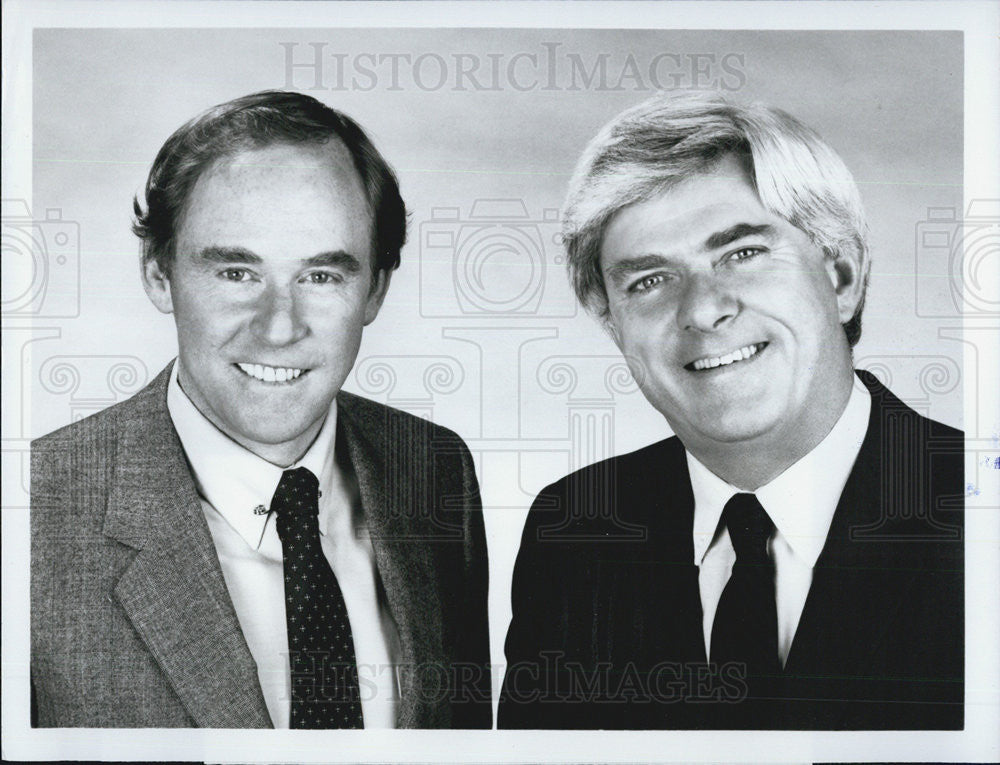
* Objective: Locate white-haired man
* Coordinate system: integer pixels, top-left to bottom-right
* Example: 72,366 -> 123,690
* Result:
499,93 -> 963,730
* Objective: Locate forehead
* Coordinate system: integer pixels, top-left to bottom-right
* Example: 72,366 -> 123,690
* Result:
177,140 -> 371,259
600,155 -> 772,263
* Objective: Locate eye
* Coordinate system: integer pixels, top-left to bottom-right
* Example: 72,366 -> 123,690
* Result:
726,246 -> 764,263
303,271 -> 343,285
220,268 -> 251,282
630,274 -> 666,293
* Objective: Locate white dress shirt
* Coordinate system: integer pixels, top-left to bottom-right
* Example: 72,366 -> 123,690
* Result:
688,380 -> 871,666
166,362 -> 400,728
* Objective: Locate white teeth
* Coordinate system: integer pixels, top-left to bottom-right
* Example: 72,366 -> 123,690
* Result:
691,344 -> 762,371
236,363 -> 304,382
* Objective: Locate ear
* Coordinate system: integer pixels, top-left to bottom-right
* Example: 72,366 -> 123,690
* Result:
363,269 -> 392,325
824,245 -> 868,324
141,258 -> 175,314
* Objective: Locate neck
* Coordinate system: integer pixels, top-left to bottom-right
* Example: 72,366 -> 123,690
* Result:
684,371 -> 855,491
238,429 -> 321,469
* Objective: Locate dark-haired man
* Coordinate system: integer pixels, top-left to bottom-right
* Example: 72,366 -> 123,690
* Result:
499,92 -> 963,730
31,91 -> 490,729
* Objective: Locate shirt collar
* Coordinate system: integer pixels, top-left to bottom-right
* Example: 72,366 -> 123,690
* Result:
166,359 -> 338,551
689,378 -> 871,567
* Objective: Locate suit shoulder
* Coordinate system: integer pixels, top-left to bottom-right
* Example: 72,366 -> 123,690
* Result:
859,369 -> 963,440
520,435 -> 685,545
30,396 -> 136,505
30,387 -> 149,541
29,364 -> 174,503
338,390 -> 470,450
924,413 -> 963,442
537,435 -> 684,499
31,397 -> 128,453
32,364 -> 170,453
30,397 -> 140,488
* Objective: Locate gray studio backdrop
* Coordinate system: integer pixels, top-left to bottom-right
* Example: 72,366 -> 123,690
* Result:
25,27 -> 963,673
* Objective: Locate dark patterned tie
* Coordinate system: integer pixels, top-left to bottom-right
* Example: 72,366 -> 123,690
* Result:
272,467 -> 364,729
710,493 -> 780,713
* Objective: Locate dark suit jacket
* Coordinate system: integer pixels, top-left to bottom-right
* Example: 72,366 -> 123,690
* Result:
499,371 -> 963,729
31,363 -> 491,728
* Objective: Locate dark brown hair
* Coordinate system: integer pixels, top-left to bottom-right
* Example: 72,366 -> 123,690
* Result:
133,90 -> 407,279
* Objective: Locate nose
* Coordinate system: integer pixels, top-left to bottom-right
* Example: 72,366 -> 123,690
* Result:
251,283 -> 308,346
675,272 -> 739,333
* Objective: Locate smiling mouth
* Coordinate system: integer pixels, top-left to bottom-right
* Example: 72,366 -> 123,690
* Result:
235,362 -> 308,383
685,342 -> 768,372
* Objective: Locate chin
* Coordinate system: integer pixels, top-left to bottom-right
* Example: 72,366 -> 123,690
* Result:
700,423 -> 775,446
679,407 -> 782,447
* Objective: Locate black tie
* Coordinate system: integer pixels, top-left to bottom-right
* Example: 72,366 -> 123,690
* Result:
710,493 -> 780,703
272,467 -> 364,729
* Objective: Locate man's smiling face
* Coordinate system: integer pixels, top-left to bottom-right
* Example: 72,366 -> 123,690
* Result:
600,154 -> 860,472
143,141 -> 388,465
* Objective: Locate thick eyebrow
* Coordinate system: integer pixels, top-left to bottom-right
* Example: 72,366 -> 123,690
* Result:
195,246 -> 361,273
304,250 -> 361,273
703,223 -> 777,251
195,246 -> 262,264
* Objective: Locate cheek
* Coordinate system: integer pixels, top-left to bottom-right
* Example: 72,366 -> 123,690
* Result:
745,268 -> 833,324
790,278 -> 844,340
626,313 -> 677,357
305,304 -> 367,350
610,296 -> 671,341
173,294 -> 245,348
305,290 -> 367,325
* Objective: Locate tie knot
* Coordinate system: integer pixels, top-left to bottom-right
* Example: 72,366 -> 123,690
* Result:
271,467 -> 320,540
722,493 -> 774,562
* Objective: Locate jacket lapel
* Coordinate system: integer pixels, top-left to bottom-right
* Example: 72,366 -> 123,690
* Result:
647,441 -> 706,665
103,364 -> 271,728
601,438 -> 706,669
783,373 -> 924,716
336,393 -> 449,728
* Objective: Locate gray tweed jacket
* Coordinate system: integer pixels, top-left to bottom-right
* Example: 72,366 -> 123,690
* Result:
31,363 -> 491,728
